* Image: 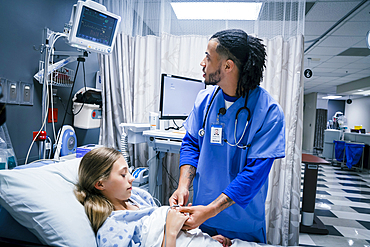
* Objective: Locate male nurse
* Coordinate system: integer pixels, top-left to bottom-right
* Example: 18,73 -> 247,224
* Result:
169,29 -> 286,243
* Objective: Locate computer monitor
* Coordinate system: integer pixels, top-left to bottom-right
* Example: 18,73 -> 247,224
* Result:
159,74 -> 205,120
67,0 -> 121,54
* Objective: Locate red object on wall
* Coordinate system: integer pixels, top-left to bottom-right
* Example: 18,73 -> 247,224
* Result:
48,108 -> 58,123
33,131 -> 47,141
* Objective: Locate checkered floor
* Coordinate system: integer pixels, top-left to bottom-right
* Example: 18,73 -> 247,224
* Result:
299,163 -> 370,247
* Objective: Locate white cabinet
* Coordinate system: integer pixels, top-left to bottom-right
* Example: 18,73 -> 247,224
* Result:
322,130 -> 341,160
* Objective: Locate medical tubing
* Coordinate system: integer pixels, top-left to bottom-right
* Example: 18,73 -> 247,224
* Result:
153,197 -> 162,207
46,136 -> 53,159
57,97 -> 74,116
26,32 -> 70,163
49,42 -> 56,142
120,130 -> 131,167
48,33 -> 68,143
25,31 -> 58,164
146,151 -> 160,198
26,33 -> 57,164
161,160 -> 178,189
72,62 -> 87,116
24,86 -> 50,164
26,158 -> 60,165
172,119 -> 184,130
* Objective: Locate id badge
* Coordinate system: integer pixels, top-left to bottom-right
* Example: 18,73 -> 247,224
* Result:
210,124 -> 223,145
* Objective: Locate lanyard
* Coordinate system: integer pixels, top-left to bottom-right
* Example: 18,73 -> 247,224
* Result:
198,87 -> 251,147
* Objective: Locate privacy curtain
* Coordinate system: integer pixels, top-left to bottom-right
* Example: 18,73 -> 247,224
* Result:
262,35 -> 304,246
97,0 -> 305,245
98,33 -> 207,166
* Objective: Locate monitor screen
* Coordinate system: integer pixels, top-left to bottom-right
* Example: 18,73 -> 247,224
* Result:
67,1 -> 121,54
76,6 -> 117,46
159,74 -> 205,120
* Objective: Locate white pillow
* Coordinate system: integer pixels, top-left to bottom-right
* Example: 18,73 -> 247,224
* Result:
0,158 -> 97,247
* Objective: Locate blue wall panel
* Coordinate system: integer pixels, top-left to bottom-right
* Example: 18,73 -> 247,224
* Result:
0,0 -> 101,164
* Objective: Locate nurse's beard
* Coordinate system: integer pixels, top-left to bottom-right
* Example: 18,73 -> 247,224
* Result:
204,66 -> 221,86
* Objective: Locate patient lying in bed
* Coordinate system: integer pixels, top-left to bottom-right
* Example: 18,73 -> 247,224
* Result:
0,147 -> 272,246
74,147 -> 240,247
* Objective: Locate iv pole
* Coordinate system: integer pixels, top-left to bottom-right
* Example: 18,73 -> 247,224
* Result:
40,29 -> 50,159
37,28 -> 85,160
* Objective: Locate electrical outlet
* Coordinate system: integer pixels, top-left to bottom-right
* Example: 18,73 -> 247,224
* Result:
9,83 -> 17,101
21,82 -> 33,105
7,81 -> 19,104
23,85 -> 30,102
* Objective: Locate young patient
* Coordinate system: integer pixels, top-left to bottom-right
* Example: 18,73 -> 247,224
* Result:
74,147 -> 231,247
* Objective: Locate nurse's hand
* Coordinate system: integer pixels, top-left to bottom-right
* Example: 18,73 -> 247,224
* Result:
169,186 -> 189,207
179,205 -> 216,230
169,165 -> 196,206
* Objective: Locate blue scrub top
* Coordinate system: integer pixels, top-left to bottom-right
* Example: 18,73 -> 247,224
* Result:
181,86 -> 285,242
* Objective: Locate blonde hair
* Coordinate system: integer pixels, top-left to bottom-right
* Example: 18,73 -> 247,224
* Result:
74,147 -> 123,234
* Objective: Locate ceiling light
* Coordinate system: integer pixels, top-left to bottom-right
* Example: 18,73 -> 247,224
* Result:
322,95 -> 342,99
354,89 -> 370,95
171,2 -> 262,20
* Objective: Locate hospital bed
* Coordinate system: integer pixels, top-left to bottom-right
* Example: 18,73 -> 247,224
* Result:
0,155 -> 279,247
0,156 -> 96,246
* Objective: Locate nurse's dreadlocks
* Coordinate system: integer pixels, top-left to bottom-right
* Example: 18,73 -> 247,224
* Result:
210,29 -> 266,98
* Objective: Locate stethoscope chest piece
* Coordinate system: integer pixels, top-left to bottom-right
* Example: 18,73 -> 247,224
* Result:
198,128 -> 205,137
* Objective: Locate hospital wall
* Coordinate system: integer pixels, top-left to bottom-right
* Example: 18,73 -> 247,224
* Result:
302,93 -> 317,152
345,96 -> 370,132
0,0 -> 100,165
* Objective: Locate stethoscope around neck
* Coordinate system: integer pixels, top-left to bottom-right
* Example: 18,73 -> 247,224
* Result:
198,87 -> 251,149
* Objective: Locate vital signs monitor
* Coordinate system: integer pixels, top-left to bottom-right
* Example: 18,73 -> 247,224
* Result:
66,0 -> 121,54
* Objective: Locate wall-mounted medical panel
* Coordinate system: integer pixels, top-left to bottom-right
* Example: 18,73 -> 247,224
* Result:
0,78 -> 7,103
7,81 -> 20,105
20,82 -> 33,106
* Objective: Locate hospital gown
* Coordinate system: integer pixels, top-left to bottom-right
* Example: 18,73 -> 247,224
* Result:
96,187 -> 157,247
96,187 -> 275,247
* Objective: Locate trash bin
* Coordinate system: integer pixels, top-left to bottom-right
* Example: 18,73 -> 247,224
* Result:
333,140 -> 345,162
345,142 -> 365,169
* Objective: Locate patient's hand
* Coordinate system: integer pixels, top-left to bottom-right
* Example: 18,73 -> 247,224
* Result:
163,208 -> 189,247
166,207 -> 189,236
212,235 -> 232,247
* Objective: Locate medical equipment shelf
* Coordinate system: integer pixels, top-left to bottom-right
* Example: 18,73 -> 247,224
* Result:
37,61 -> 75,87
143,130 -> 184,153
